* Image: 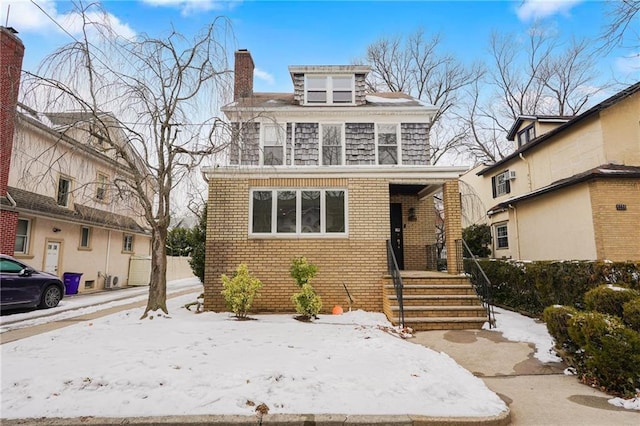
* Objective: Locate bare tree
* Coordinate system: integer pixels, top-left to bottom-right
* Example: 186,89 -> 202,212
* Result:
458,26 -> 600,163
22,2 -> 233,318
364,29 -> 483,164
599,0 -> 640,52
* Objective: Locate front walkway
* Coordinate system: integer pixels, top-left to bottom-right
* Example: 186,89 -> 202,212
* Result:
413,329 -> 639,425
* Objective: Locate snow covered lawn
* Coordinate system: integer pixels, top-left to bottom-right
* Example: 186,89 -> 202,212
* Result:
1,293 -> 507,419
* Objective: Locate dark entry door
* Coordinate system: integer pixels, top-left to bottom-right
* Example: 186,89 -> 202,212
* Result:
390,203 -> 404,270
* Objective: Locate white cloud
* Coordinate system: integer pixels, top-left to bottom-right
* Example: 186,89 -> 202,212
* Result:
0,0 -> 135,39
516,0 -> 583,21
254,67 -> 275,85
141,0 -> 239,16
615,52 -> 640,74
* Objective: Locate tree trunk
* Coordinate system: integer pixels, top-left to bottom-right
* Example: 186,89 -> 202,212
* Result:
141,226 -> 168,318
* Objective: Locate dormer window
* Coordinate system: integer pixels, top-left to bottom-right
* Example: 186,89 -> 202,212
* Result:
305,75 -> 354,105
517,124 -> 535,148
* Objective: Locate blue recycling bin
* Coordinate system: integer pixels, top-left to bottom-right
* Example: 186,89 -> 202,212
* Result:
62,272 -> 83,295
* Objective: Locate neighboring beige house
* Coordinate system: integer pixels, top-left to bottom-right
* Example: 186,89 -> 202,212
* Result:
202,50 -> 488,330
1,105 -> 153,292
460,82 -> 640,261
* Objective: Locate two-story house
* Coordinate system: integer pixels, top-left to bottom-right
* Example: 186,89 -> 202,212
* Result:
202,50 -> 488,329
460,82 -> 640,261
0,27 -> 151,293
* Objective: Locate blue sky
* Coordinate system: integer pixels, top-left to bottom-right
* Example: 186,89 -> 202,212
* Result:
2,0 -> 637,94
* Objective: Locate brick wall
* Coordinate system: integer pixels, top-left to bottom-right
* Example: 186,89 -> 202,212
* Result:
204,176 -> 439,314
389,194 -> 435,270
1,27 -> 25,196
590,178 -> 640,261
444,180 -> 462,274
0,210 -> 18,255
233,49 -> 254,100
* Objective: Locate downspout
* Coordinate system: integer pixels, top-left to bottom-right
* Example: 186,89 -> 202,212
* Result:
104,230 -> 111,281
508,204 -> 520,259
518,153 -> 532,191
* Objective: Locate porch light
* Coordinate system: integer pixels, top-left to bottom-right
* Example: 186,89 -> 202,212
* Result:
408,207 -> 417,221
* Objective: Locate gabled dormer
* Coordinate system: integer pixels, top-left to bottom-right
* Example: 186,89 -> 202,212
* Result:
288,65 -> 370,106
507,115 -> 572,148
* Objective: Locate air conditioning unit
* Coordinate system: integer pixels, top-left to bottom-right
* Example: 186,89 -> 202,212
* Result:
104,275 -> 120,289
508,170 -> 517,180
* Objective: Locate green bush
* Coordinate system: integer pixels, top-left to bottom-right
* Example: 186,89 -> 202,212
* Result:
584,285 -> 640,318
291,283 -> 322,320
543,305 -> 578,350
567,311 -> 640,396
622,298 -> 640,332
462,224 -> 491,258
221,263 -> 262,319
290,257 -> 318,287
464,259 -> 640,316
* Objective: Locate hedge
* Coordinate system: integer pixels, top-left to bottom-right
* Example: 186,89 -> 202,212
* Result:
464,259 -> 640,316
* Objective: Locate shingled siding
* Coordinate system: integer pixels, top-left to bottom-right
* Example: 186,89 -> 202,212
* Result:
294,122 -> 319,165
354,74 -> 367,105
230,122 -> 260,165
401,123 -> 430,165
286,123 -> 293,165
346,123 -> 375,165
292,73 -> 304,105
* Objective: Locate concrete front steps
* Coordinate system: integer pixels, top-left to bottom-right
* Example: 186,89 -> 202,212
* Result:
382,272 -> 488,331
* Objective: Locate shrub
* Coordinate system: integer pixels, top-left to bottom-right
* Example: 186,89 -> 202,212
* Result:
290,257 -> 318,287
543,305 -> 578,351
462,224 -> 491,258
584,285 -> 640,318
220,263 -> 262,319
622,298 -> 640,332
291,283 -> 322,320
567,311 -> 640,396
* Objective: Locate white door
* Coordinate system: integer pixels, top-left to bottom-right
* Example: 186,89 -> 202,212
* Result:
45,242 -> 61,275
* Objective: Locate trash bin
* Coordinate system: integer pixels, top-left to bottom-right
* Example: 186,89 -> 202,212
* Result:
62,272 -> 83,295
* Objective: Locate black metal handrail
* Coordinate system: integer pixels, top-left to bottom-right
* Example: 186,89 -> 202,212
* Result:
460,238 -> 496,328
386,240 -> 405,328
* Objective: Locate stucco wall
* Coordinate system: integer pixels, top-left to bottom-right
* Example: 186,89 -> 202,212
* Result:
514,184 -> 597,261
15,216 -> 151,292
601,94 -> 640,166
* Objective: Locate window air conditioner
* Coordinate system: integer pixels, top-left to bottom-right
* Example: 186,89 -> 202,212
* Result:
508,170 -> 517,180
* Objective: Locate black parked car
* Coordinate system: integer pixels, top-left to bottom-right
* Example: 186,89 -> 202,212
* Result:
0,254 -> 65,310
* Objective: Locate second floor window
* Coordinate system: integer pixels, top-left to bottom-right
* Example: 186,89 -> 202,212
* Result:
262,123 -> 285,165
321,124 -> 343,165
96,173 -> 108,201
57,176 -> 71,207
491,170 -> 511,198
377,124 -> 399,165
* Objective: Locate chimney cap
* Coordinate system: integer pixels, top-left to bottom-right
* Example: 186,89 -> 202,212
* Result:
2,26 -> 19,34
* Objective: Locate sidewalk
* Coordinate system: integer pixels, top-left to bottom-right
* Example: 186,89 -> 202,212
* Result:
412,329 -> 639,425
0,277 -> 202,343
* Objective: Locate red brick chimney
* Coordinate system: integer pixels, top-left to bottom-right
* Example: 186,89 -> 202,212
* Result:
234,49 -> 254,100
0,27 -> 25,255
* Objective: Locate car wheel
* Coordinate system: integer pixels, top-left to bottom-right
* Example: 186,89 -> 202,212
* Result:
39,285 -> 62,309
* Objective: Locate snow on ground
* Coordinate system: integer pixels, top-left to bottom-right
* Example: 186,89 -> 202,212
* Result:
485,306 -> 562,363
1,293 -> 507,419
608,397 -> 640,411
0,278 -> 202,333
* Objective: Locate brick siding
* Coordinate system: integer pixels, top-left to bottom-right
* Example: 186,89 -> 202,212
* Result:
204,176 -> 440,314
590,178 -> 640,261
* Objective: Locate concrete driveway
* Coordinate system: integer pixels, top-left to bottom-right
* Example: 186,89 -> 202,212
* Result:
413,329 -> 639,425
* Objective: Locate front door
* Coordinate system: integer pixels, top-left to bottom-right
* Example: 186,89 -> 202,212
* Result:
44,241 -> 61,275
390,203 -> 404,270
